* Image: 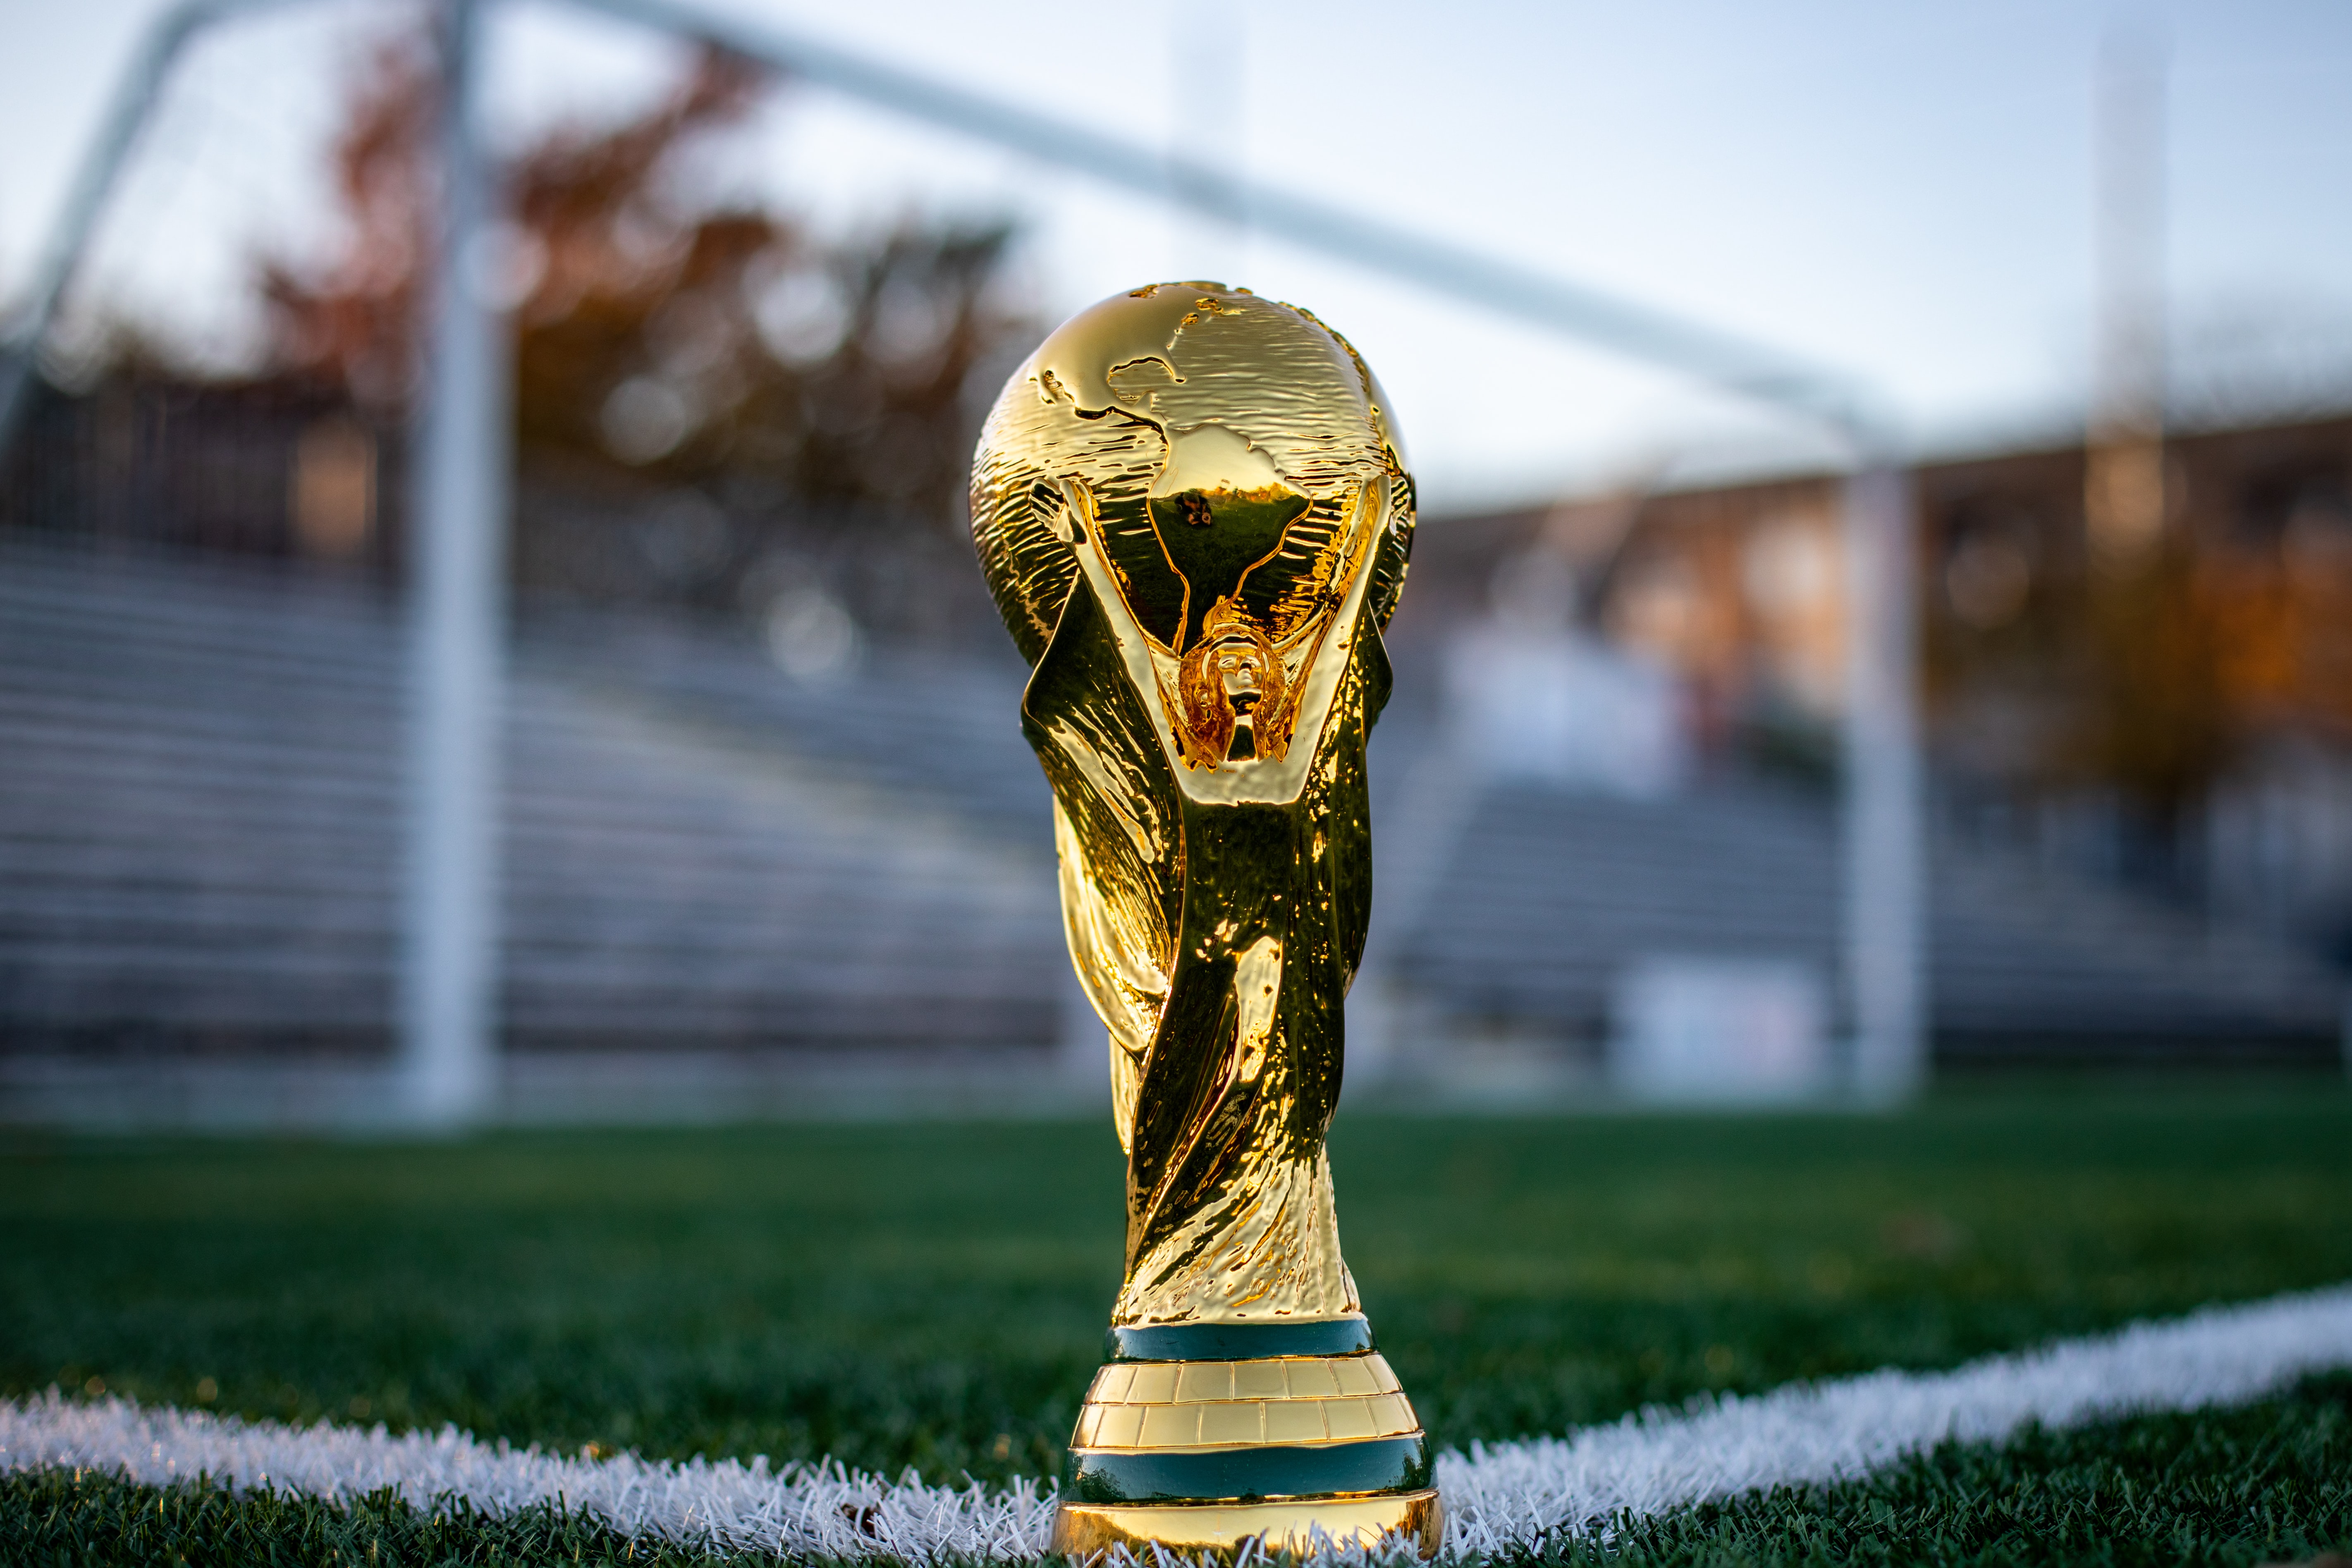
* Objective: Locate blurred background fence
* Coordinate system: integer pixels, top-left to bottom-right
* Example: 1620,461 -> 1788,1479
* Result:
2,0 -> 2347,1126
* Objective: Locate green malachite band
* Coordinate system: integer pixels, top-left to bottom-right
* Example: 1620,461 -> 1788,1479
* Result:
1106,1317 -> 1376,1362
1064,1434 -> 1432,1506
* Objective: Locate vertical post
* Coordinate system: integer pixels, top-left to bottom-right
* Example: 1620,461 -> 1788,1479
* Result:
1166,1 -> 1245,283
2084,22 -> 2167,568
401,0 -> 508,1127
1841,460 -> 1925,1103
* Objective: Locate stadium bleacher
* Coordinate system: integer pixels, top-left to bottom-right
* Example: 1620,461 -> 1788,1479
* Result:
1,533 -> 2340,1123
0,534 -> 1069,1119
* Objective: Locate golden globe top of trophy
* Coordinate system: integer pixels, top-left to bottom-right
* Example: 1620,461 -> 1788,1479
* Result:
969,282 -> 1436,1559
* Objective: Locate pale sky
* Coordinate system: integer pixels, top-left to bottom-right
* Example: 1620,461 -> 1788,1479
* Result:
2,0 -> 2350,509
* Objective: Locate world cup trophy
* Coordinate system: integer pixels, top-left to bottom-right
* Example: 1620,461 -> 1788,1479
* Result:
969,283 -> 1435,1559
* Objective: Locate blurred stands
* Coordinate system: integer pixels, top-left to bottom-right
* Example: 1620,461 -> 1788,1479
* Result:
0,533 -> 1067,1123
1386,776 -> 2347,1090
3,521 -> 2343,1125
1412,414 -> 2352,973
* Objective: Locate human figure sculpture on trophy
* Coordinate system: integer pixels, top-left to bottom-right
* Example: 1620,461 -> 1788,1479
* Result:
968,282 -> 1436,1559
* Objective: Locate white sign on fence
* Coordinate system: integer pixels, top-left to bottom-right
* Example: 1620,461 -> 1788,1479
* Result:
1611,955 -> 1831,1104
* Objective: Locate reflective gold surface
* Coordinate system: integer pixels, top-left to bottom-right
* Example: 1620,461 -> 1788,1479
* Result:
1071,1352 -> 1421,1450
970,282 -> 1413,1325
969,282 -> 1424,1558
1052,1492 -> 1443,1561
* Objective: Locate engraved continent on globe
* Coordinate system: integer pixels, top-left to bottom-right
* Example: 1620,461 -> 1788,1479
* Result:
971,282 -> 1412,724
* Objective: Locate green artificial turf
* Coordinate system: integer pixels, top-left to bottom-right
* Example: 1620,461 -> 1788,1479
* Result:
1544,1368 -> 2352,1568
3,1080 -> 2350,1563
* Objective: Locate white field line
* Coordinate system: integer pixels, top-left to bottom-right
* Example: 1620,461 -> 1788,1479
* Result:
1438,1281 -> 2352,1555
2,1283 -> 2349,1562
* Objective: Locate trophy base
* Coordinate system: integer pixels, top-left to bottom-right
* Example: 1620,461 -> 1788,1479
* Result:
1054,1318 -> 1439,1560
1051,1489 -> 1441,1561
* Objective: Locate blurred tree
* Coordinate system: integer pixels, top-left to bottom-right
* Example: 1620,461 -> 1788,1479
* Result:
262,28 -> 1033,641
1925,457 -> 2352,894
1924,531 -> 2235,879
2059,545 -> 2233,824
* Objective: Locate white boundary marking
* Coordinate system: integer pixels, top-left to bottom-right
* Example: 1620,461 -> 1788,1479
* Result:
3,1284 -> 2349,1561
1439,1282 -> 2352,1555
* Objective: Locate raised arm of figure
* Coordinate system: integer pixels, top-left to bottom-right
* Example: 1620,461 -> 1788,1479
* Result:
1060,475 -> 1390,810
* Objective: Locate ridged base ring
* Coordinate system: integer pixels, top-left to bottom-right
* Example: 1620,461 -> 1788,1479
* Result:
1050,1489 -> 1442,1561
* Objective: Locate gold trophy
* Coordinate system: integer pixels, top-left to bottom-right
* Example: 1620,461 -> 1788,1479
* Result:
969,284 -> 1436,1559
